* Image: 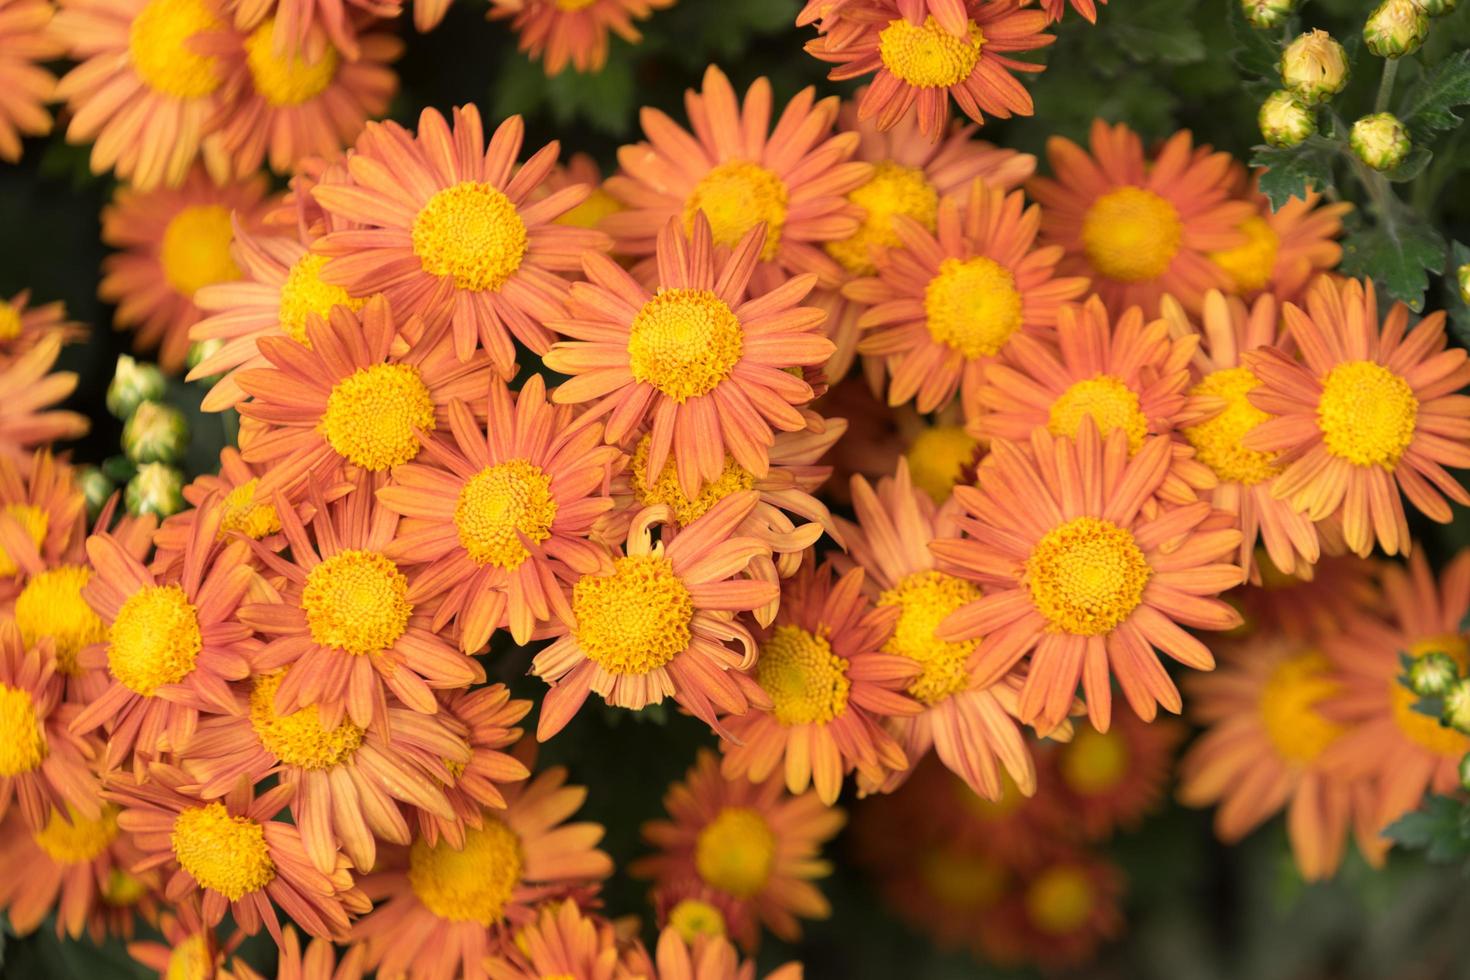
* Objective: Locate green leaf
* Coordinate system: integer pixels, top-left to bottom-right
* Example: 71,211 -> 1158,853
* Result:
1108,0 -> 1206,67
1337,213 -> 1447,311
1226,0 -> 1281,84
1250,138 -> 1337,210
1385,794 -> 1470,863
1399,50 -> 1470,141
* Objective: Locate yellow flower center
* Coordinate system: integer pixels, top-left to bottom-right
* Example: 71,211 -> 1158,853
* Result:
556,187 -> 621,229
165,934 -> 213,980
695,807 -> 776,899
1183,366 -> 1281,485
918,848 -> 1007,909
33,806 -> 120,864
668,898 -> 727,943
682,161 -> 789,261
922,256 -> 1023,360
279,253 -> 365,346
321,363 -> 437,471
302,549 -> 413,655
572,554 -> 693,676
244,19 -> 338,107
103,868 -> 149,906
0,503 -> 48,577
627,288 -> 745,403
1026,516 -> 1151,637
108,584 -> 202,696
1081,187 -> 1182,283
128,0 -> 224,99
1059,726 -> 1130,795
905,424 -> 978,504
630,435 -> 755,525
454,460 -> 559,570
249,670 -> 363,769
1047,375 -> 1150,454
1209,216 -> 1279,294
1316,360 -> 1418,468
1392,635 -> 1470,758
0,683 -> 45,776
825,162 -> 939,276
877,16 -> 984,88
412,181 -> 529,292
1024,865 -> 1095,935
171,802 -> 275,901
219,478 -> 282,540
16,565 -> 104,676
1259,651 -> 1343,765
756,624 -> 851,726
878,570 -> 981,706
0,302 -> 21,341
408,817 -> 524,925
160,205 -> 240,298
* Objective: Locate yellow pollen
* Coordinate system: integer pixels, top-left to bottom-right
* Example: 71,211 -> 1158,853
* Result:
919,848 -> 1007,909
0,683 -> 45,776
1060,726 -> 1130,794
1024,865 -> 1095,935
695,807 -> 776,899
1259,651 -> 1343,765
0,302 -> 21,341
411,181 -> 528,292
923,256 -> 1023,360
170,802 -> 275,901
627,288 -> 744,403
33,806 -> 120,864
219,478 -> 282,540
278,253 -> 365,346
244,19 -> 338,107
1393,636 -> 1470,757
249,670 -> 363,769
556,187 -> 621,229
1025,516 -> 1151,637
1184,366 -> 1281,485
1047,375 -> 1150,454
572,554 -> 693,676
877,16 -> 984,88
1081,187 -> 1182,283
103,868 -> 149,906
630,435 -> 754,525
1316,360 -> 1418,468
825,162 -> 939,276
0,503 -> 48,577
408,817 -> 524,925
668,898 -> 727,943
160,205 -> 240,298
905,424 -> 979,504
878,570 -> 981,706
302,549 -> 412,655
1209,216 -> 1279,294
454,460 -> 558,570
756,624 -> 851,726
165,934 -> 213,980
128,0 -> 224,99
321,363 -> 436,471
108,584 -> 202,696
682,161 -> 789,261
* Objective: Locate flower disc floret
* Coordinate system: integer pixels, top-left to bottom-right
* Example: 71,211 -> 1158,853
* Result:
627,288 -> 745,403
1259,652 -> 1343,764
249,671 -> 364,769
1183,366 -> 1281,485
630,436 -> 754,525
412,182 -> 529,292
681,161 -> 789,261
1316,360 -> 1418,467
170,803 -> 275,901
1081,187 -> 1182,282
756,624 -> 851,726
454,460 -> 558,569
279,254 -> 365,346
1047,376 -> 1150,453
33,806 -> 120,864
877,16 -> 985,88
923,256 -> 1023,359
1025,517 -> 1151,637
0,684 -> 46,776
108,584 -> 202,696
128,0 -> 225,99
826,162 -> 939,276
321,363 -> 437,471
245,19 -> 339,107
15,565 -> 105,675
302,549 -> 413,655
160,205 -> 240,297
572,555 -> 694,676
878,570 -> 981,705
408,818 -> 524,925
695,807 -> 775,899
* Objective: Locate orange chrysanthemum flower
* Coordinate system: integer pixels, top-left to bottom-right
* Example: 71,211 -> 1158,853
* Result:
230,924 -> 366,980
845,180 -> 1087,412
225,0 -> 399,61
1231,552 -> 1381,642
484,900 -> 622,980
0,450 -> 87,598
934,423 -> 1244,732
488,0 -> 675,76
1210,171 -> 1350,306
1029,121 -> 1255,316
980,849 -> 1124,970
622,929 -> 803,980
311,106 -> 608,370
0,290 -> 84,363
633,750 -> 843,951
0,333 -> 88,465
378,373 -> 621,651
0,0 -> 62,162
1243,276 -> 1470,558
1048,710 -> 1182,841
100,167 -> 273,373
410,686 -> 532,848
126,910 -> 238,980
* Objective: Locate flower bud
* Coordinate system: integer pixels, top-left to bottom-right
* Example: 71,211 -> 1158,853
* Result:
76,466 -> 114,521
1408,651 -> 1460,698
1365,0 -> 1429,57
1458,263 -> 1470,305
106,355 -> 167,420
1444,678 -> 1470,734
1414,0 -> 1456,17
1350,112 -> 1412,171
122,401 -> 189,465
125,463 -> 185,520
1242,0 -> 1295,28
1281,30 -> 1350,105
1259,90 -> 1316,148
186,339 -> 223,380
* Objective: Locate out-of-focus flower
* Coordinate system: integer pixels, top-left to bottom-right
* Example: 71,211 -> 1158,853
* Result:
484,900 -> 622,980
0,334 -> 87,465
1241,0 -> 1295,29
1212,170 -> 1350,305
125,463 -> 187,519
122,402 -> 190,465
488,0 -> 675,76
106,356 -> 169,421
1051,711 -> 1183,840
0,0 -> 62,162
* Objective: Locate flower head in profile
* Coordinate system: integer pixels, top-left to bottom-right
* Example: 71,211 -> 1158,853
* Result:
488,0 -> 675,76
0,334 -> 88,465
1209,170 -> 1350,306
0,290 -> 84,363
0,0 -> 63,162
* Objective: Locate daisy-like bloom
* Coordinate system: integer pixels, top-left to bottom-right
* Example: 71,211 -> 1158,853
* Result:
632,750 -> 843,951
239,474 -> 485,731
1162,290 -> 1320,580
1049,710 -> 1182,841
531,492 -> 775,740
311,106 -> 608,371
225,0 -> 399,61
982,850 -> 1124,970
718,562 -> 919,805
72,502 -> 260,768
650,878 -> 755,949
621,929 -> 803,980
52,0 -> 234,190
934,422 -> 1244,733
1231,552 -> 1381,642
231,924 -> 366,980
0,449 -> 86,597
0,290 -> 84,362
804,0 -> 1053,140
0,0 -> 62,162
487,0 -> 675,76
354,766 -> 613,980
844,179 -> 1087,412
601,64 -> 870,292
484,900 -> 622,980
377,373 -> 622,651
411,685 -> 532,848
234,296 -> 494,493
109,764 -> 369,941
127,910 -> 240,980
1243,276 -> 1470,558
99,167 -> 273,373
545,215 -> 833,499
0,333 -> 88,465
1029,120 -> 1255,316
1209,171 -> 1350,306
1040,0 -> 1105,22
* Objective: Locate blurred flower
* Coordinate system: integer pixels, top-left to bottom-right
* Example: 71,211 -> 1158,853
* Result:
0,291 -> 84,363
484,900 -> 622,980
622,928 -> 803,980
982,850 -> 1124,969
1041,0 -> 1105,22
230,924 -> 366,980
1230,552 -> 1382,642
126,912 -> 237,980
224,0 -> 400,61
1212,171 -> 1350,306
488,0 -> 675,76
106,355 -> 170,420
1241,0 -> 1295,29
0,334 -> 88,465
0,0 -> 62,162
122,402 -> 190,465
125,463 -> 188,519
1051,711 -> 1182,840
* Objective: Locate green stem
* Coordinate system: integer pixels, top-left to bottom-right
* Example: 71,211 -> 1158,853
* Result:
1375,57 -> 1400,114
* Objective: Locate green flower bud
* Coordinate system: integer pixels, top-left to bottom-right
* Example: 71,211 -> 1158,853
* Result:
1414,0 -> 1456,17
76,466 -> 114,521
1281,30 -> 1350,105
1242,0 -> 1296,28
1408,651 -> 1460,697
125,463 -> 185,520
1459,263 -> 1470,305
186,339 -> 223,376
1365,0 -> 1429,57
106,355 -> 167,420
122,401 -> 189,465
1259,90 -> 1317,148
1350,112 -> 1412,171
1445,678 -> 1470,734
